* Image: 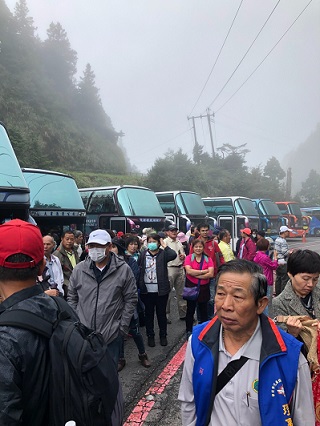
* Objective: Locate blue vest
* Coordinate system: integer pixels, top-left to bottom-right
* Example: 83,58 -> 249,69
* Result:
191,315 -> 303,426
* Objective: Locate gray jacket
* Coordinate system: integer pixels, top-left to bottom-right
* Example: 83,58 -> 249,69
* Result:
273,281 -> 320,330
67,253 -> 138,344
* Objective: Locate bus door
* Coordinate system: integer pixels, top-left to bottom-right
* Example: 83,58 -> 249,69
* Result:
109,217 -> 127,234
217,216 -> 235,251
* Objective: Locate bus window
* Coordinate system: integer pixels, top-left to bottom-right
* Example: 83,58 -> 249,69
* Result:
178,192 -> 208,216
155,193 -> 176,214
25,172 -> 84,210
203,198 -> 234,216
117,187 -> 164,217
235,198 -> 258,216
87,190 -> 116,214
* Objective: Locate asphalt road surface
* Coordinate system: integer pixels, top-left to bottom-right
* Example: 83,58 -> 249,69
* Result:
121,237 -> 320,426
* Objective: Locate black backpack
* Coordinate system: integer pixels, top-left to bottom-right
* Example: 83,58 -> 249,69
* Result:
0,296 -> 122,426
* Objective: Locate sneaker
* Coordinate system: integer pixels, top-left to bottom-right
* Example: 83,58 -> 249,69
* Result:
186,331 -> 192,341
138,353 -> 151,368
148,336 -> 155,347
160,336 -> 168,346
117,358 -> 126,372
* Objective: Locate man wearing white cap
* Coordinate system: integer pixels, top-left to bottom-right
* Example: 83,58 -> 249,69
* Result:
274,225 -> 292,296
68,229 -> 138,364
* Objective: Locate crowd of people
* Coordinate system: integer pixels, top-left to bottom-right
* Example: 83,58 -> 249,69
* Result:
0,218 -> 319,425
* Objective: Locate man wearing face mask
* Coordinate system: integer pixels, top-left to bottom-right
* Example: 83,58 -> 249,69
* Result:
67,229 -> 138,365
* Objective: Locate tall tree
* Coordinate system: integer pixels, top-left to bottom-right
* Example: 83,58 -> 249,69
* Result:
13,0 -> 36,38
297,170 -> 320,205
263,156 -> 286,182
42,22 -> 77,92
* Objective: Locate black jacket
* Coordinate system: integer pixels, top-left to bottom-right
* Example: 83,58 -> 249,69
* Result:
0,286 -> 76,425
138,246 -> 177,296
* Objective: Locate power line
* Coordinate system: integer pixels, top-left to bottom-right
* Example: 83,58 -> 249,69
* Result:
207,0 -> 281,110
215,0 -> 314,113
188,0 -> 244,115
132,128 -> 192,165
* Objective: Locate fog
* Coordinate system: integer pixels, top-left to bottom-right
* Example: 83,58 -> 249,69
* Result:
6,0 -> 320,175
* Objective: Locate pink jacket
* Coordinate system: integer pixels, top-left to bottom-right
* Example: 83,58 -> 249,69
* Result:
253,251 -> 278,286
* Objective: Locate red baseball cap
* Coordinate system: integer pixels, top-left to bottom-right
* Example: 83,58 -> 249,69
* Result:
242,228 -> 252,236
0,219 -> 44,269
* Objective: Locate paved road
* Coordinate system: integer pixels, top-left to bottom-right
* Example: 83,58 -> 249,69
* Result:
121,237 -> 320,425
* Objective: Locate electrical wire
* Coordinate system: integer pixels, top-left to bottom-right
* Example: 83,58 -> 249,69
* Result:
188,0 -> 244,115
215,0 -> 314,113
132,127 -> 192,166
208,0 -> 281,110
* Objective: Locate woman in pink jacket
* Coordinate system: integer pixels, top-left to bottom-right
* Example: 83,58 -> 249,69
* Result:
253,237 -> 278,316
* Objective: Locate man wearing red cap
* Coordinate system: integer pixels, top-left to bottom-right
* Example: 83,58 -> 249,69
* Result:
237,228 -> 256,261
0,219 -> 67,424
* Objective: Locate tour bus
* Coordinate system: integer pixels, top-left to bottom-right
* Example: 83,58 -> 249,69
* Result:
300,207 -> 320,236
253,198 -> 286,238
0,123 -> 30,224
79,185 -> 166,236
22,168 -> 86,238
275,201 -> 309,237
155,190 -> 215,234
202,196 -> 260,251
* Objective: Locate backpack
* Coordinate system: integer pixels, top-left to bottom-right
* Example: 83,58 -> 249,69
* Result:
0,296 -> 122,426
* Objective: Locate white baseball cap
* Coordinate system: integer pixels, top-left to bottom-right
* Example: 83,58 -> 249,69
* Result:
279,225 -> 292,233
87,229 -> 111,245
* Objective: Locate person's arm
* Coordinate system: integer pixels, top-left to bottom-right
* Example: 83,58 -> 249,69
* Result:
214,241 -> 225,265
263,256 -> 278,271
184,265 -> 210,278
162,246 -> 178,262
290,353 -> 315,425
67,269 -> 79,310
178,338 -> 197,426
120,267 -> 138,335
247,240 -> 257,261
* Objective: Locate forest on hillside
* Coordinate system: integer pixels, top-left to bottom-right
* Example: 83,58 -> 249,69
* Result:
0,0 -> 127,173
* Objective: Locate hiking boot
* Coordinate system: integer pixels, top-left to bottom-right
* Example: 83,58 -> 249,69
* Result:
117,358 -> 126,372
160,336 -> 168,346
148,336 -> 155,347
138,353 -> 151,368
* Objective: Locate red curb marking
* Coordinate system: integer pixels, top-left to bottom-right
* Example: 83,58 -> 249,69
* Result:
124,341 -> 187,425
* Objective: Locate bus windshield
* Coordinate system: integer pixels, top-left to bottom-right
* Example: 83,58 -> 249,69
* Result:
259,200 -> 282,216
235,199 -> 258,216
23,171 -> 85,210
0,125 -> 28,189
117,187 -> 165,217
177,192 -> 207,216
203,198 -> 234,216
288,203 -> 302,217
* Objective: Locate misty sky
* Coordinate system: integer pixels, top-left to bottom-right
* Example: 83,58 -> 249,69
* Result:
6,0 -> 320,174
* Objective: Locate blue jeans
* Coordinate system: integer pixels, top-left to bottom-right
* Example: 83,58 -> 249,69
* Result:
107,334 -> 123,365
120,315 -> 146,358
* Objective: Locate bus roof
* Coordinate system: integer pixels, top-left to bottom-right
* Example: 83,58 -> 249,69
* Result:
22,168 -> 74,180
156,190 -> 200,195
0,123 -> 29,191
79,185 -> 153,192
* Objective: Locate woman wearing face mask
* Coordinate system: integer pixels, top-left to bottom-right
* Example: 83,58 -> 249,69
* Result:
138,233 -> 177,347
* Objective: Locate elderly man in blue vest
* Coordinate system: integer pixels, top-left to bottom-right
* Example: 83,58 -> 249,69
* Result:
178,259 -> 314,426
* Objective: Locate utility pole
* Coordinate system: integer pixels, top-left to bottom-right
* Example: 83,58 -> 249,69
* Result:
187,111 -> 215,157
206,109 -> 215,156
187,116 -> 198,145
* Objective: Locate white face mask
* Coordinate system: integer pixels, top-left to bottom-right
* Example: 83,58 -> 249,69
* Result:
88,247 -> 106,263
